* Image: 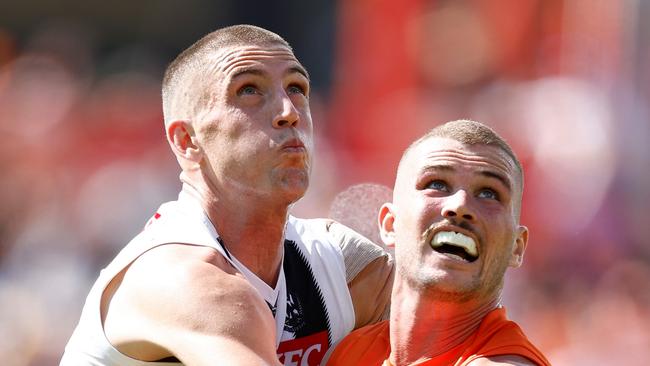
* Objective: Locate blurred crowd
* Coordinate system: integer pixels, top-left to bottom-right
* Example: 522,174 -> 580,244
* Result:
1,0 -> 649,365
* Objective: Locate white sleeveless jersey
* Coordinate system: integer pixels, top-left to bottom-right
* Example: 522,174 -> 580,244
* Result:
60,191 -> 356,366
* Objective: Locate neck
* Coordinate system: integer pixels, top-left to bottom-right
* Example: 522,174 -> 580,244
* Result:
388,278 -> 501,365
182,181 -> 289,287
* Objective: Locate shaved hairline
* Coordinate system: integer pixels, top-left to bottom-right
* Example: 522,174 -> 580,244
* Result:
396,119 -> 525,220
161,25 -> 294,125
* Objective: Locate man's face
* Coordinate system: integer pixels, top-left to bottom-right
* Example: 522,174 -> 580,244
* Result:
193,43 -> 313,204
382,137 -> 527,303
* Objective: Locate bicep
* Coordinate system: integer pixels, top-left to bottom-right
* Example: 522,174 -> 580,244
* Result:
347,255 -> 394,328
326,221 -> 395,328
167,273 -> 280,366
104,244 -> 280,365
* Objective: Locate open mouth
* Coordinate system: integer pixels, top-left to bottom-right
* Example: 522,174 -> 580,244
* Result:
430,231 -> 479,263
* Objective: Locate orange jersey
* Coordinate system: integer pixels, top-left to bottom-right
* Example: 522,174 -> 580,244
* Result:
326,307 -> 551,366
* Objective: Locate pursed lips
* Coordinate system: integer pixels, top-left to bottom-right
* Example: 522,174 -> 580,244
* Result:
280,138 -> 306,153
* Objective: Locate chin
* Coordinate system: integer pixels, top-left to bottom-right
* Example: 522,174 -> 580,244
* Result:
281,170 -> 309,188
267,167 -> 308,203
410,273 -> 481,302
278,182 -> 309,204
435,291 -> 477,303
285,189 -> 307,205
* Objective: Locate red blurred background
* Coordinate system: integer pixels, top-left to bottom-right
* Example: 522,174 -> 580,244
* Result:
1,0 -> 649,364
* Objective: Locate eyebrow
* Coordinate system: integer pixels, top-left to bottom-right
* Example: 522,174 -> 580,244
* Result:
231,67 -> 264,80
478,170 -> 512,193
421,165 -> 512,193
289,66 -> 310,81
230,65 -> 310,81
422,164 -> 454,174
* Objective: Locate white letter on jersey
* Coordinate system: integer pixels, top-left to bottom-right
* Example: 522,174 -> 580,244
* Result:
301,344 -> 322,366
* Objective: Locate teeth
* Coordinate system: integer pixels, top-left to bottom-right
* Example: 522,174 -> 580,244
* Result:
431,231 -> 478,257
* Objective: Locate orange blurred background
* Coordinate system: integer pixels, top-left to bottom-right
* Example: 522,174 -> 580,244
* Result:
1,0 -> 649,364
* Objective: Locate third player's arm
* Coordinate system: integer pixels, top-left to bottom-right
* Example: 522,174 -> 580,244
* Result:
326,221 -> 395,328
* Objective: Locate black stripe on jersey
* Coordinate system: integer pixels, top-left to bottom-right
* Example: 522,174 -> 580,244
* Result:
267,300 -> 277,316
216,237 -> 233,260
154,356 -> 180,363
282,239 -> 333,346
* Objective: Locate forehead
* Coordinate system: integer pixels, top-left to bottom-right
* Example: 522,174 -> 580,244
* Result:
208,44 -> 306,78
400,137 -> 518,181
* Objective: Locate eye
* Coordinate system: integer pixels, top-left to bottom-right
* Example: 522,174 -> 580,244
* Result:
426,180 -> 449,192
237,84 -> 259,96
287,83 -> 308,96
477,188 -> 499,200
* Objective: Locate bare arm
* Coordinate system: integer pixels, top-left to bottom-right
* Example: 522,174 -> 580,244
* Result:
326,220 -> 395,328
347,254 -> 394,327
102,244 -> 281,366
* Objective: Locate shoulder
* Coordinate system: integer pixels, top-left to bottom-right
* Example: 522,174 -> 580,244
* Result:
120,243 -> 240,292
325,219 -> 391,279
288,217 -> 392,280
323,219 -> 377,249
325,320 -> 390,365
465,308 -> 550,366
348,319 -> 390,338
320,220 -> 394,327
291,216 -> 380,252
102,243 -> 272,359
110,243 -> 257,322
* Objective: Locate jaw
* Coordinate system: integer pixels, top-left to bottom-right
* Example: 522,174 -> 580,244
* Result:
395,246 -> 486,303
274,167 -> 309,199
399,268 -> 480,304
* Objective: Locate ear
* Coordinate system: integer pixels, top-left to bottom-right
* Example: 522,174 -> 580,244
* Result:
167,120 -> 201,162
378,203 -> 396,249
508,225 -> 528,268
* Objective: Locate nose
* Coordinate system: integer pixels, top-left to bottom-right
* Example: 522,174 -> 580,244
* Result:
441,190 -> 475,221
272,93 -> 300,128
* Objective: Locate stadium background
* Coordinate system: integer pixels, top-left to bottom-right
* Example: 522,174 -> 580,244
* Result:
1,0 -> 649,364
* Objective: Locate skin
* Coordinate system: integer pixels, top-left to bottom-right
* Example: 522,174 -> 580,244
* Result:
170,44 -> 314,285
378,136 -> 531,365
100,42 -> 391,365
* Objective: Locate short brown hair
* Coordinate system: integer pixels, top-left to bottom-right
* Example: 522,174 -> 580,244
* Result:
399,119 -> 524,218
405,119 -> 521,173
161,25 -> 292,124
